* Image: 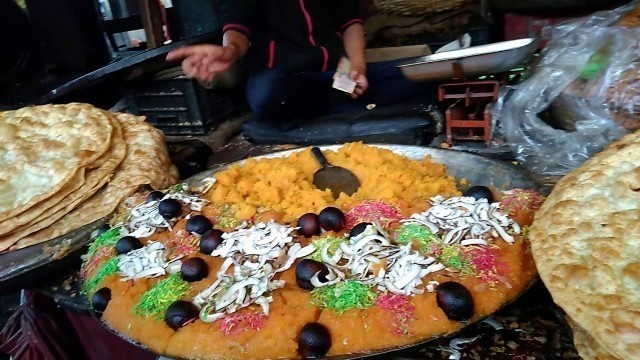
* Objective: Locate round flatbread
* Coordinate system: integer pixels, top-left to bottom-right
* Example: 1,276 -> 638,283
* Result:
0,168 -> 86,236
529,130 -> 640,360
0,111 -> 126,251
114,113 -> 179,189
8,113 -> 179,251
0,103 -> 113,221
567,317 -> 619,360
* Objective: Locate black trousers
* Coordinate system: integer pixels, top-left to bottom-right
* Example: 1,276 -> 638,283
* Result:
245,58 -> 437,124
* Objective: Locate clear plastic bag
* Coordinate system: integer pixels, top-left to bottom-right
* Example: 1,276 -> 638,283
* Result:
492,2 -> 639,176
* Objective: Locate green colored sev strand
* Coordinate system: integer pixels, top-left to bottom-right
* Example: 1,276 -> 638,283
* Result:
133,274 -> 191,320
85,227 -> 121,259
83,256 -> 119,296
395,224 -> 439,252
310,235 -> 347,262
215,204 -> 240,229
438,245 -> 475,276
170,183 -> 187,192
311,280 -> 378,313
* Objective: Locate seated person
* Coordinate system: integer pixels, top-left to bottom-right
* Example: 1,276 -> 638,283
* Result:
167,0 -> 432,130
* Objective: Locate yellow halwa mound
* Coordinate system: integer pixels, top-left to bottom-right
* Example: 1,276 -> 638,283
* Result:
207,143 -> 461,222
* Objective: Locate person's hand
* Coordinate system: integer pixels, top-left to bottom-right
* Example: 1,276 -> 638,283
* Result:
166,44 -> 239,83
349,68 -> 369,99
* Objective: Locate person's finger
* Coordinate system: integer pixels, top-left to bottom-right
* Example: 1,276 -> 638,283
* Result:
188,66 -> 200,79
196,68 -> 210,82
166,46 -> 201,61
205,61 -> 232,75
182,60 -> 197,78
167,44 -> 224,62
186,61 -> 203,79
357,78 -> 369,92
349,69 -> 361,81
183,54 -> 208,76
181,61 -> 194,78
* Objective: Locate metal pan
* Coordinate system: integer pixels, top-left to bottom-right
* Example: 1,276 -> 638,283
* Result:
0,32 -> 218,109
0,219 -> 106,291
86,144 -> 543,359
398,38 -> 540,82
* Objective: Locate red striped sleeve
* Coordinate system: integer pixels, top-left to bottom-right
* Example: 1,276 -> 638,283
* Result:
338,18 -> 363,34
223,23 -> 252,38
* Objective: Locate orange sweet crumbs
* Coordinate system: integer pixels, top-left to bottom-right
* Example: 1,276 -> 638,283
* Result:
207,143 -> 460,222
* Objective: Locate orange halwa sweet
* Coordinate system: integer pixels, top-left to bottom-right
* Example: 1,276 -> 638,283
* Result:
208,143 -> 460,222
83,143 -> 543,360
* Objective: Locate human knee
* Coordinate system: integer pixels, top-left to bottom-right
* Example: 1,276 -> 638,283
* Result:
246,70 -> 287,115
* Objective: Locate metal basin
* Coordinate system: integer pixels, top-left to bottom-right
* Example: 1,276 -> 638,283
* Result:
398,38 -> 539,82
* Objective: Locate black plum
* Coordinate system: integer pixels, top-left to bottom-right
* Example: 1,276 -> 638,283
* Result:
199,229 -> 224,255
186,215 -> 213,235
158,198 -> 182,219
115,236 -> 143,255
349,222 -> 373,239
297,213 -> 321,238
164,300 -> 199,330
96,224 -> 111,236
318,207 -> 346,232
436,281 -> 475,322
297,322 -> 332,358
463,186 -> 494,203
295,259 -> 329,290
181,257 -> 209,282
146,191 -> 165,203
91,287 -> 111,313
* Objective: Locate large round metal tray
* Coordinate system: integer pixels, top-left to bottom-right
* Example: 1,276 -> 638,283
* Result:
0,219 -> 105,290
90,144 -> 542,359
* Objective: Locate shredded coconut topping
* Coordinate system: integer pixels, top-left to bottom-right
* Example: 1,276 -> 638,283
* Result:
311,224 -> 445,296
193,177 -> 217,195
118,241 -> 183,281
403,196 -> 520,244
124,192 -> 210,238
192,221 -> 315,322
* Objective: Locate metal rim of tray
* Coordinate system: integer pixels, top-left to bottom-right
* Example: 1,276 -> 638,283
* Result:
84,144 -> 543,359
0,219 -> 106,286
397,38 -> 539,67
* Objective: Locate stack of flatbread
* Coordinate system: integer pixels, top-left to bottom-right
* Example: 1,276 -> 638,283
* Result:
0,103 -> 179,253
529,130 -> 640,360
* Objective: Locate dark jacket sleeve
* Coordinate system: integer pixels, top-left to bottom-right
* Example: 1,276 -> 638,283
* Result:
334,0 -> 363,35
218,0 -> 256,38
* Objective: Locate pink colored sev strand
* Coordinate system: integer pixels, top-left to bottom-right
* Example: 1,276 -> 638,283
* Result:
464,247 -> 507,283
377,294 -> 415,334
220,312 -> 268,335
345,201 -> 403,229
165,230 -> 197,257
82,247 -> 114,278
